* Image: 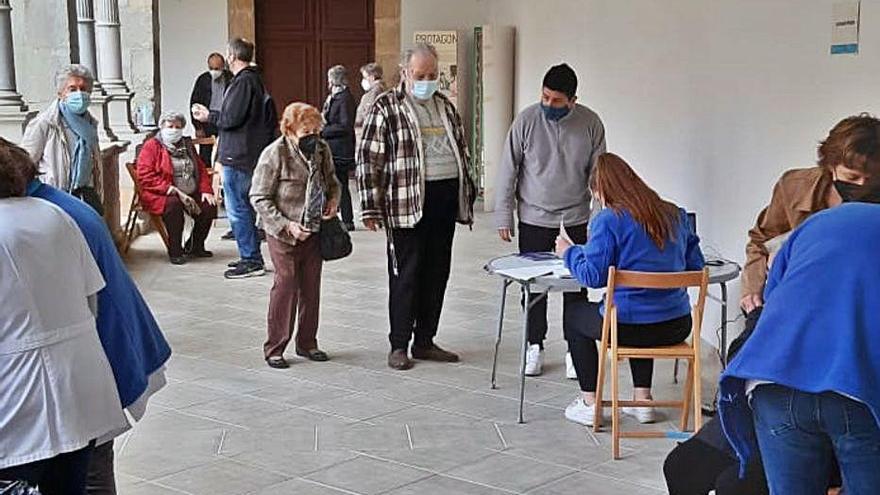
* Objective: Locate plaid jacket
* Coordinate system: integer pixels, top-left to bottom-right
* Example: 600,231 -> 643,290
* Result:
356,83 -> 476,229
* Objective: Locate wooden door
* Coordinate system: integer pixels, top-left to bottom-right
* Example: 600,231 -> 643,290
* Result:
256,0 -> 375,112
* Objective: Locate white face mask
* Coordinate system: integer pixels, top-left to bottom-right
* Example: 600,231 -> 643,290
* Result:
361,78 -> 372,91
209,69 -> 223,80
161,127 -> 183,144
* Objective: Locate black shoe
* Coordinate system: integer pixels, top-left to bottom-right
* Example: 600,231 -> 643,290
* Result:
412,343 -> 459,362
296,348 -> 329,362
169,256 -> 187,265
266,356 -> 289,369
221,230 -> 235,240
387,349 -> 414,370
227,259 -> 241,268
224,261 -> 265,279
188,249 -> 214,258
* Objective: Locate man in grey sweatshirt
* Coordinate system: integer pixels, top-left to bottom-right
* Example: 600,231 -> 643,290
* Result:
495,63 -> 606,376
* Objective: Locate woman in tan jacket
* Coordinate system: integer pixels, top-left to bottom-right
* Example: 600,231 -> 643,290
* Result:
250,102 -> 340,368
742,114 -> 880,312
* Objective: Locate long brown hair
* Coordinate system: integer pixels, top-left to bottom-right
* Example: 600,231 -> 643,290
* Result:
590,153 -> 679,249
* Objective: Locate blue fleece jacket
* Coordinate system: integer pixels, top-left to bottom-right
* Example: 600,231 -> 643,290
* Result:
564,206 -> 704,323
28,180 -> 171,408
719,203 -> 880,477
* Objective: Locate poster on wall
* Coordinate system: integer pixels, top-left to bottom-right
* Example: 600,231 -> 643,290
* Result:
831,1 -> 860,55
413,30 -> 459,107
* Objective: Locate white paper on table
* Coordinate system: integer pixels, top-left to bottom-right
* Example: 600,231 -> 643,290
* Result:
493,266 -> 556,281
559,218 -> 573,243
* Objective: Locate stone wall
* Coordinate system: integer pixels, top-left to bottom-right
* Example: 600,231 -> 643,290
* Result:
11,0 -> 156,118
119,0 -> 158,124
375,0 -> 401,87
10,0 -> 75,109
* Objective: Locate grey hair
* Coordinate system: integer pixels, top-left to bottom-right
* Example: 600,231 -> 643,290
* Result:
158,111 -> 186,127
401,43 -> 438,69
55,64 -> 94,93
327,65 -> 348,87
360,62 -> 384,80
228,37 -> 255,63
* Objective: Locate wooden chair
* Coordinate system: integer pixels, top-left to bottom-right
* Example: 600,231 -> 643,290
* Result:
593,267 -> 709,459
123,162 -> 170,254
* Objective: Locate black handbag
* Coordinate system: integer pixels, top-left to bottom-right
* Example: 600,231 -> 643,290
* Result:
320,216 -> 352,261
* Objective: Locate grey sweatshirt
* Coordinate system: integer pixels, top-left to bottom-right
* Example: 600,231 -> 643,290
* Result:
495,103 -> 606,229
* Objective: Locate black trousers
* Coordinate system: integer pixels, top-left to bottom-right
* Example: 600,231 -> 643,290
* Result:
335,167 -> 354,225
162,193 -> 217,258
72,186 -> 104,217
564,301 -> 691,392
85,440 -> 115,495
388,179 -> 458,351
0,443 -> 94,495
518,221 -> 588,348
664,435 -> 769,495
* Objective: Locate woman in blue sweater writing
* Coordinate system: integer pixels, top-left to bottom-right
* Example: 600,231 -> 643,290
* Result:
555,153 -> 704,426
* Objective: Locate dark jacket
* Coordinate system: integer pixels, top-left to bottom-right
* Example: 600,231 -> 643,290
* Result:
208,66 -> 274,170
321,87 -> 356,169
190,70 -> 231,136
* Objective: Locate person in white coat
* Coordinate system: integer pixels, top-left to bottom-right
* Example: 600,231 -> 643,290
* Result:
0,144 -> 127,493
20,64 -> 104,215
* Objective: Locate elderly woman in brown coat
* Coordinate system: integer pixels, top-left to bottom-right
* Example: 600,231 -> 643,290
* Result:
250,102 -> 340,369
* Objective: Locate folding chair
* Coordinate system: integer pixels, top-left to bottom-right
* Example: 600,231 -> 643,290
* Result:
593,267 -> 709,459
123,162 -> 170,254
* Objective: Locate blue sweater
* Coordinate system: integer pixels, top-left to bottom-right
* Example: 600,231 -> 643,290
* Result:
564,207 -> 704,323
28,181 -> 171,408
719,203 -> 880,476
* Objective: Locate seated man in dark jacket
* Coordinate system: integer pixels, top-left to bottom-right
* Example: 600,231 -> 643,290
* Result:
193,38 -> 277,279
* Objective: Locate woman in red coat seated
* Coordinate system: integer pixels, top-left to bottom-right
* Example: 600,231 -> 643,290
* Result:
136,111 -> 217,264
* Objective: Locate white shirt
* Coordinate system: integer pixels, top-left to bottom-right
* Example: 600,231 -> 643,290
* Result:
0,198 -> 128,468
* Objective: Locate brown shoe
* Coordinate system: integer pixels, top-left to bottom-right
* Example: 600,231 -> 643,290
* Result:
387,349 -> 414,370
411,343 -> 459,362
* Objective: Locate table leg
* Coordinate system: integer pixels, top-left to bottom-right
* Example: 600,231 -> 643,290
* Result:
491,279 -> 511,389
720,282 -> 729,367
519,283 -> 531,424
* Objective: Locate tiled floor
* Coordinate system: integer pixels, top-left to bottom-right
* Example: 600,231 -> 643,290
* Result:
118,208 -> 691,494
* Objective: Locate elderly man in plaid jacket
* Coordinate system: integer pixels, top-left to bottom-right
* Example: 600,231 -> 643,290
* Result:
356,43 -> 477,371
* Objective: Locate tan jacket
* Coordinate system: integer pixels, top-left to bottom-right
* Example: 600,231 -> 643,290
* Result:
743,167 -> 841,296
20,100 -> 103,199
250,136 -> 341,246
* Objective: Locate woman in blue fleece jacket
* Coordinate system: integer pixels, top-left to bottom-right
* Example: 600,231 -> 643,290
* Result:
719,202 -> 880,495
555,153 -> 704,426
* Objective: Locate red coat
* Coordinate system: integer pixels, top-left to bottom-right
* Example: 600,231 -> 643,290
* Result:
136,137 -> 213,215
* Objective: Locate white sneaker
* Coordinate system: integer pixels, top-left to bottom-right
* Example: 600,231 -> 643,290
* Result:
524,344 -> 544,376
565,352 -> 577,379
622,406 -> 657,424
565,396 -> 596,426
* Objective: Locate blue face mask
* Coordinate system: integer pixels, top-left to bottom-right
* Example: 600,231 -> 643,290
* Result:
541,103 -> 570,122
63,91 -> 91,115
411,79 -> 439,100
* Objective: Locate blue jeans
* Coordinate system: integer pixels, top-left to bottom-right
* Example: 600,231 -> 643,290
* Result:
222,166 -> 262,263
752,384 -> 880,495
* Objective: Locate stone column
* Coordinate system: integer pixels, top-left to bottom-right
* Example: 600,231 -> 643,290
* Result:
95,0 -> 137,135
75,0 -> 117,142
0,0 -> 35,141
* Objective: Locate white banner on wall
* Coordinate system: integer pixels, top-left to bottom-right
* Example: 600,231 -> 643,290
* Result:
413,30 -> 459,107
831,1 -> 860,55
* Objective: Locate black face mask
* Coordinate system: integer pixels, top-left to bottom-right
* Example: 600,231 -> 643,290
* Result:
834,180 -> 880,203
298,134 -> 319,156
